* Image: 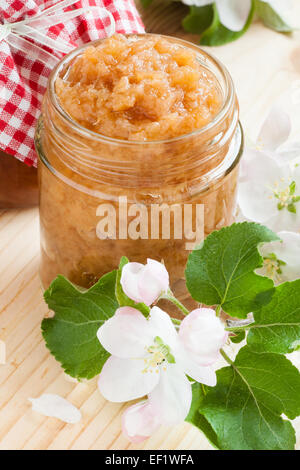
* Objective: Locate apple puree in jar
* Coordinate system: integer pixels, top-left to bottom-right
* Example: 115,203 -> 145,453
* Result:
37,34 -> 242,301
56,34 -> 222,141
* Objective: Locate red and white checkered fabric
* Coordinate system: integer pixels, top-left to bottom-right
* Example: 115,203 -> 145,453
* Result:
0,0 -> 144,166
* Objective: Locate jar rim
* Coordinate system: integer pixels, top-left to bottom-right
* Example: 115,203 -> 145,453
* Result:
48,33 -> 236,146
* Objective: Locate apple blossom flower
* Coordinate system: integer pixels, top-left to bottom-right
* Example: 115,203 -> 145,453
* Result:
238,153 -> 300,232
179,308 -> 228,365
120,259 -> 169,306
122,400 -> 161,443
257,231 -> 300,284
181,0 -> 292,32
97,306 -> 227,436
240,105 -> 300,183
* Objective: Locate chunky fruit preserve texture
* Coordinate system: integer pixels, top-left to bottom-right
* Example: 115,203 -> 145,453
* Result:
56,34 -> 222,141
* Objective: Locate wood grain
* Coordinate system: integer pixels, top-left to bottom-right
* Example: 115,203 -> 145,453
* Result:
0,1 -> 300,450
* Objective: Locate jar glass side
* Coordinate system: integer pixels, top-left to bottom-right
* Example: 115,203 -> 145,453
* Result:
37,119 -> 243,290
36,34 -> 243,298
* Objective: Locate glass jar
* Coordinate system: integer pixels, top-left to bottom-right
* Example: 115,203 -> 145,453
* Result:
0,151 -> 38,208
36,34 -> 243,297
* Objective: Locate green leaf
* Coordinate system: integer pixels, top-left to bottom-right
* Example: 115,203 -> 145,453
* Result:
200,2 -> 255,46
247,280 -> 300,354
42,272 -> 118,380
186,383 -> 220,450
182,6 -> 214,35
200,347 -> 300,450
185,222 -> 279,318
115,256 -> 150,317
255,0 -> 293,32
230,330 -> 246,344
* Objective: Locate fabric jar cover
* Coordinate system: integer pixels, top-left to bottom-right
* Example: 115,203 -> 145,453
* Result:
0,0 -> 144,167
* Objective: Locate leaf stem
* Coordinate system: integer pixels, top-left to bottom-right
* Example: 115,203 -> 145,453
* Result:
215,305 -> 221,316
171,318 -> 182,326
226,326 -> 249,332
162,291 -> 190,316
220,348 -> 234,366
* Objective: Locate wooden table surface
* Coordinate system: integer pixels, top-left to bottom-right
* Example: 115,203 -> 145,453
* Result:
1,1 -> 300,450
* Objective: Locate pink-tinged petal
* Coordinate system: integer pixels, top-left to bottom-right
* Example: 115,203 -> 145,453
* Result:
257,105 -> 291,151
148,364 -> 192,426
179,308 -> 227,366
146,259 -> 169,290
120,262 -> 144,303
179,349 -> 217,386
138,259 -> 169,306
121,259 -> 169,306
97,307 -> 154,358
98,356 -> 160,402
217,0 -> 252,32
122,400 -> 161,443
148,306 -> 178,351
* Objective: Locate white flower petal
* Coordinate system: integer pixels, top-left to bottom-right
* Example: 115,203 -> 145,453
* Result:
120,262 -> 144,303
148,306 -> 179,351
266,207 -> 300,233
97,307 -> 154,358
239,147 -> 262,182
238,154 -> 290,223
148,364 -> 192,426
257,105 -> 291,152
216,0 -> 252,32
121,259 -> 169,306
98,356 -> 160,402
181,0 -> 214,6
262,0 -> 293,17
259,231 -> 300,282
238,183 -> 275,223
276,142 -> 300,163
29,394 -> 81,424
122,400 -> 161,443
179,308 -> 227,366
286,350 -> 300,369
181,352 -> 217,386
138,259 -> 169,305
146,259 -> 169,288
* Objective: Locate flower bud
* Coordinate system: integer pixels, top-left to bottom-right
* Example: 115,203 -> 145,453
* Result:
120,259 -> 169,305
179,308 -> 228,366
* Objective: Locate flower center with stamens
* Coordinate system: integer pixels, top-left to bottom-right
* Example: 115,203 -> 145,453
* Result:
271,180 -> 300,213
142,336 -> 175,373
263,253 -> 286,283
